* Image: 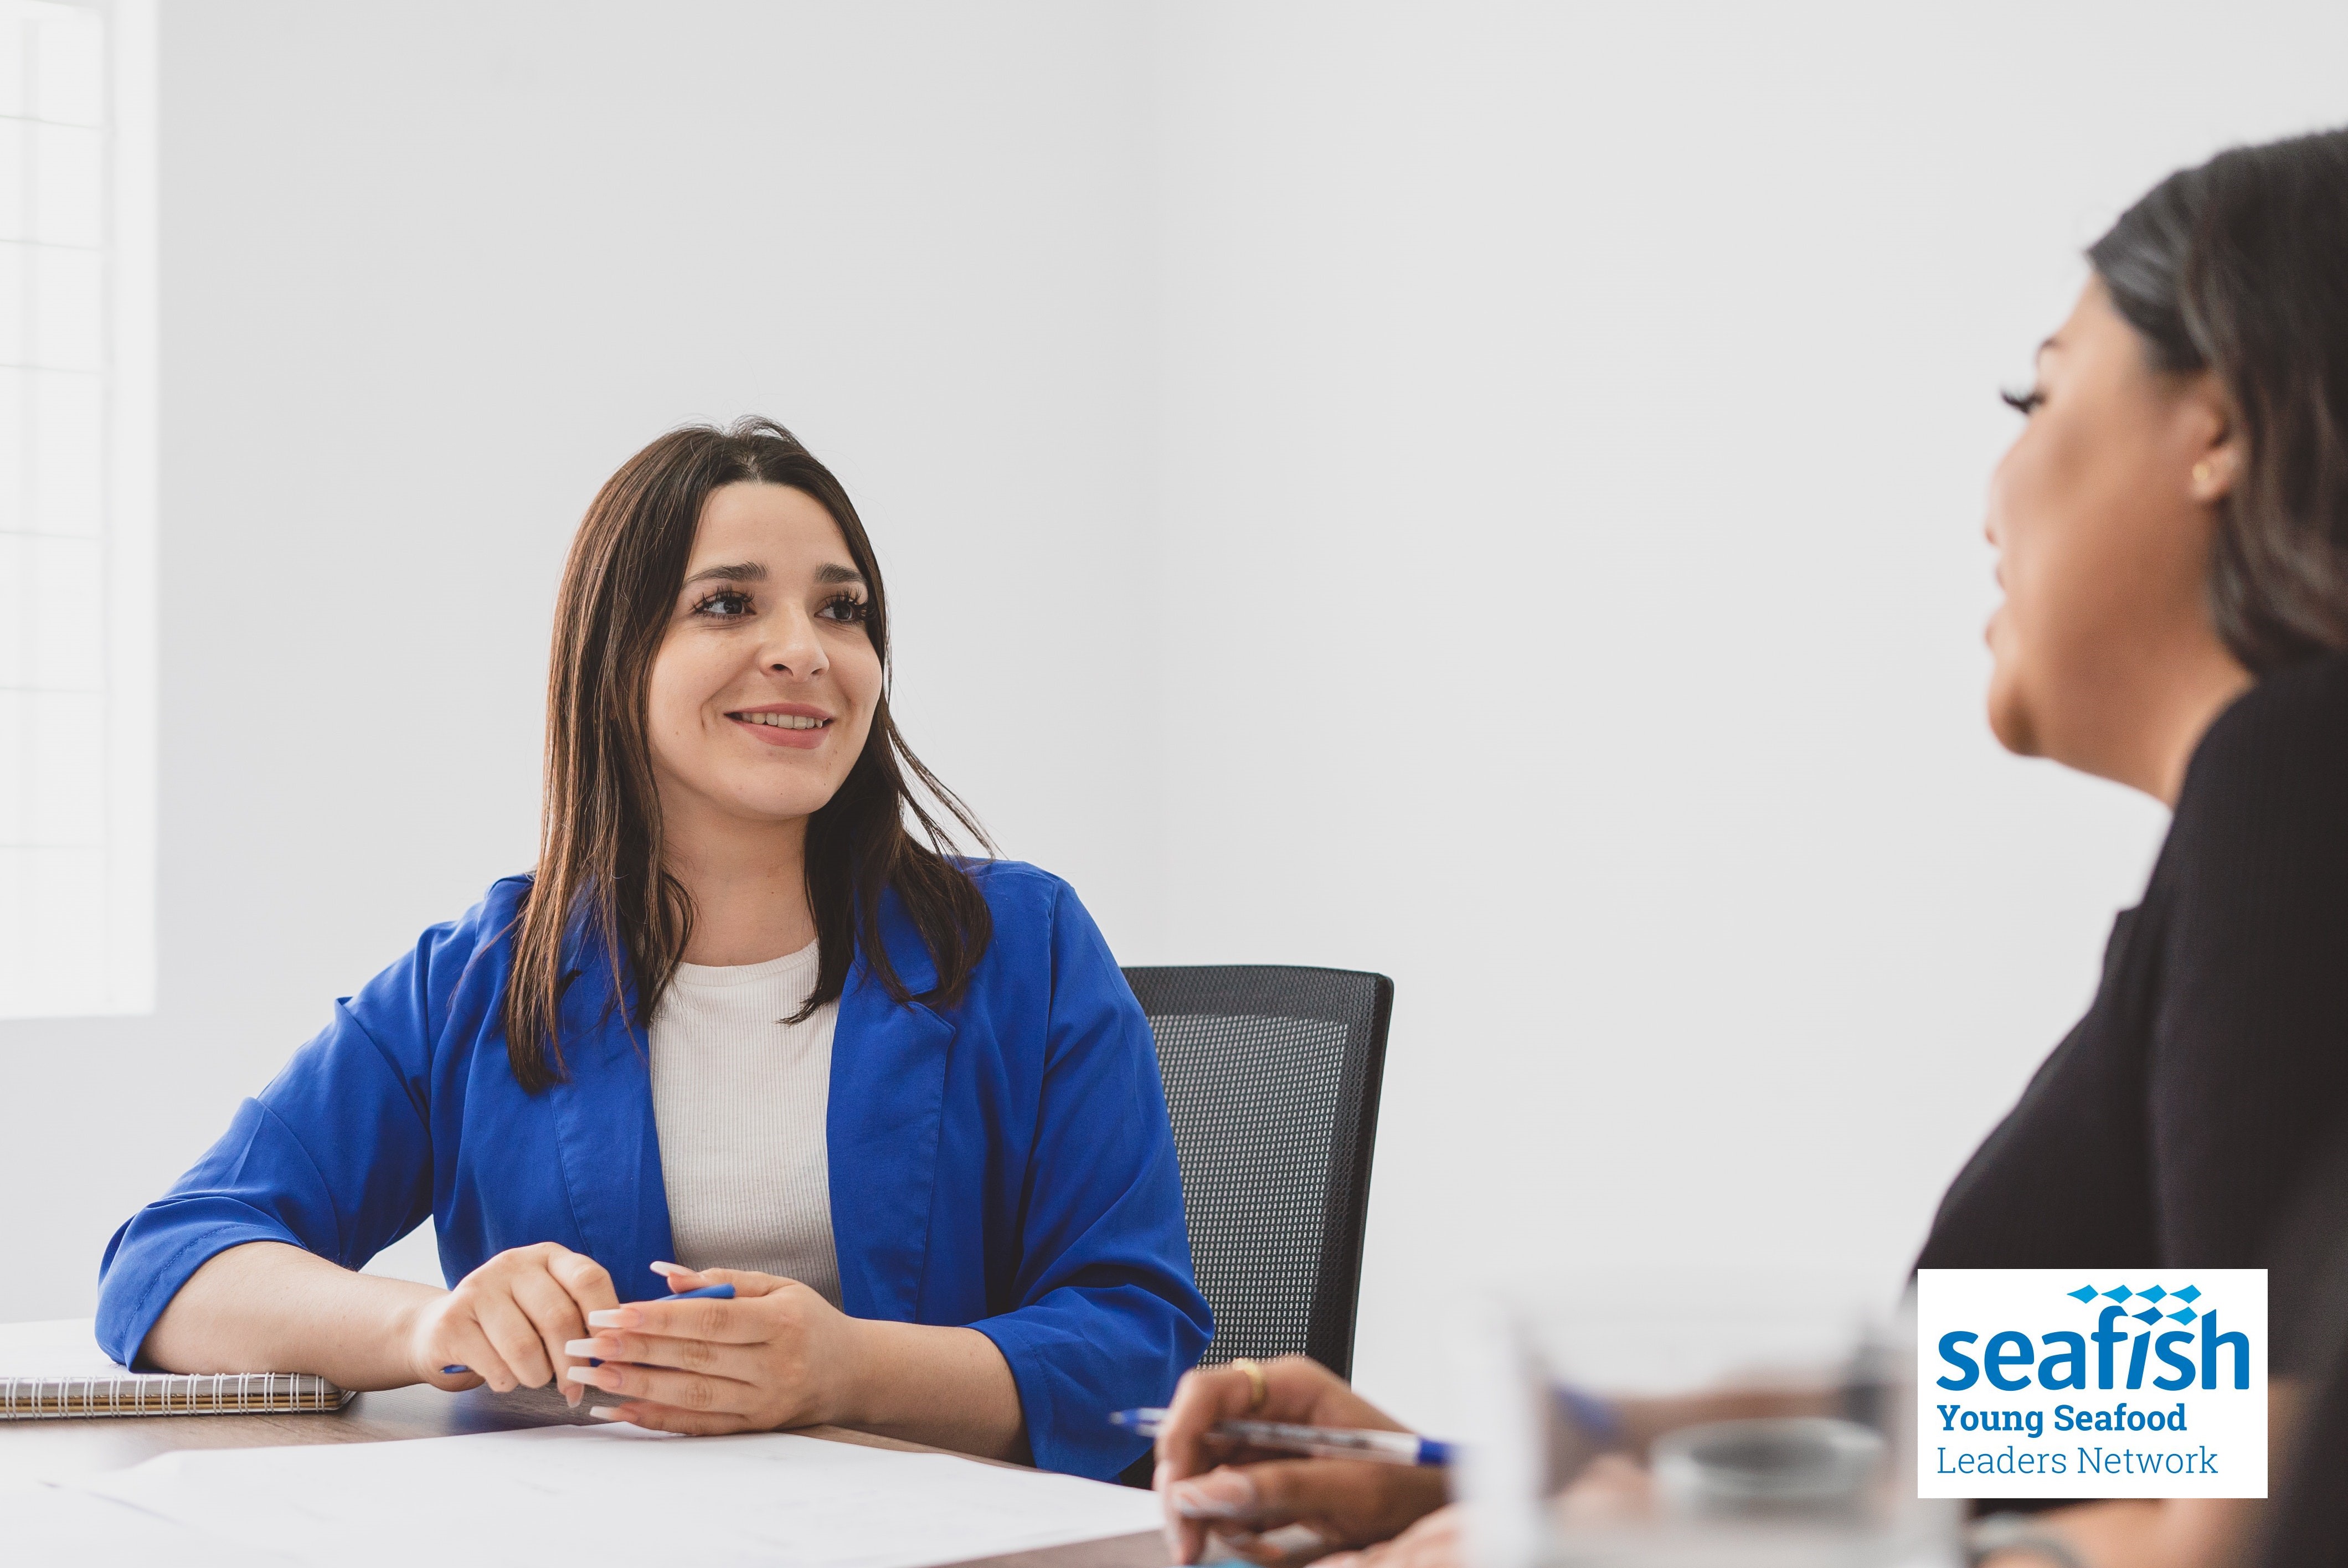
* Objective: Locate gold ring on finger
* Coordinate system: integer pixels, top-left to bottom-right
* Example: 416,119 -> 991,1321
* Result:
1231,1356 -> 1268,1413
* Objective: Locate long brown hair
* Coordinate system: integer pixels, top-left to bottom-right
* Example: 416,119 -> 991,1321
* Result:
2088,126 -> 2348,673
502,417 -> 994,1093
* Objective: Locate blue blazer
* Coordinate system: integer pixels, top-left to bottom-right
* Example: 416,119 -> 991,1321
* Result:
96,862 -> 1210,1478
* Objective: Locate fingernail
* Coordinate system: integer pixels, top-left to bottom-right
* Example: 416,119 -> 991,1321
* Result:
563,1339 -> 601,1357
564,1365 -> 610,1387
586,1308 -> 637,1329
589,1406 -> 625,1421
649,1261 -> 685,1276
1170,1469 -> 1258,1520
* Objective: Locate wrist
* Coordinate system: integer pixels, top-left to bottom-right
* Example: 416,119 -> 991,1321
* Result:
385,1288 -> 438,1383
822,1313 -> 882,1427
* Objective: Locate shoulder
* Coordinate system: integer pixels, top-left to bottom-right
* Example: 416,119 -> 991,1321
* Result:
343,874 -> 533,1033
407,874 -> 533,974
2176,651 -> 2348,822
961,858 -> 1076,931
950,860 -> 1130,1006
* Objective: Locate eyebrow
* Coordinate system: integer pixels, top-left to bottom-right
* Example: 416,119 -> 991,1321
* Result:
683,561 -> 765,587
679,560 -> 866,589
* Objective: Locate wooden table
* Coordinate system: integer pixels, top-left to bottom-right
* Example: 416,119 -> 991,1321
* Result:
0,1380 -> 1171,1568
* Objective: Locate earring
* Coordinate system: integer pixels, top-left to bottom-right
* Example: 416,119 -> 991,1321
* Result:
2192,460 -> 2213,487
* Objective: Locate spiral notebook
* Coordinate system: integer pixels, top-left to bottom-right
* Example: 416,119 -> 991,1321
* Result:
0,1318 -> 354,1420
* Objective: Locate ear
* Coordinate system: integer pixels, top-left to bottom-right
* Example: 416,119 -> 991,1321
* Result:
2181,370 -> 2245,504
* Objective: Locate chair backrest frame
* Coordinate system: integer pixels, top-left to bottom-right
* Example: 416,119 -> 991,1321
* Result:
1122,964 -> 1394,1379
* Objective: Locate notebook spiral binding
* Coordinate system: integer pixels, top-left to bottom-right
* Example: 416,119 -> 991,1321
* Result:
0,1371 -> 356,1419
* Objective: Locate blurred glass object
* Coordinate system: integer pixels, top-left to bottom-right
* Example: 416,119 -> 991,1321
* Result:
1651,1417 -> 1886,1521
1456,1277 -> 1960,1567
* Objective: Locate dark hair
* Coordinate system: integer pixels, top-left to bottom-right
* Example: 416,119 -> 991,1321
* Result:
2087,126 -> 2348,674
502,417 -> 994,1093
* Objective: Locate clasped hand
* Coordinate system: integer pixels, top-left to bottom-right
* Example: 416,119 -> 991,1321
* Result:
405,1245 -> 852,1434
565,1261 -> 856,1435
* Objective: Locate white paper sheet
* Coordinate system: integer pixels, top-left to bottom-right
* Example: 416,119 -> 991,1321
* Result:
0,1317 -> 138,1375
2,1481 -> 305,1568
57,1423 -> 1167,1568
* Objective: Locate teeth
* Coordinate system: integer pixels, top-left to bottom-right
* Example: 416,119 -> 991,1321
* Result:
739,711 -> 826,730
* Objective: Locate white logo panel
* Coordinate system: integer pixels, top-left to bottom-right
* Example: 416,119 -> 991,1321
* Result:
1915,1269 -> 2266,1499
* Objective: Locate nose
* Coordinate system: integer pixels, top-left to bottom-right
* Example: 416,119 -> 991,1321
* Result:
758,602 -> 828,680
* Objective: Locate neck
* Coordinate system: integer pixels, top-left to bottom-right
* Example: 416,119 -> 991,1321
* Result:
660,798 -> 817,966
2123,644 -> 2255,808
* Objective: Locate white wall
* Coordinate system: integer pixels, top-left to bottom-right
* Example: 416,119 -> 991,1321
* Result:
1144,2 -> 2348,1428
0,0 -> 1167,1299
3,0 -> 2345,1438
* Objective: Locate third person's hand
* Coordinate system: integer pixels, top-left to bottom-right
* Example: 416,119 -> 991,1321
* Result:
1155,1356 -> 1449,1565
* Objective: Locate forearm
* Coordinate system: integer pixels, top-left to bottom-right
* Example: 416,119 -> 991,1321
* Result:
838,1320 -> 1028,1462
141,1240 -> 437,1390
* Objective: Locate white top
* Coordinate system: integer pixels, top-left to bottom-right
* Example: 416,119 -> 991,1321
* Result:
647,939 -> 843,1307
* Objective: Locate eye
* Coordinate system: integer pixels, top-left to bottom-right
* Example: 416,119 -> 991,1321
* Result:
691,589 -> 755,620
2001,386 -> 2046,416
817,592 -> 870,624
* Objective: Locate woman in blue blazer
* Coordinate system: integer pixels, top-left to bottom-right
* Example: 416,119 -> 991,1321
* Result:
95,419 -> 1209,1480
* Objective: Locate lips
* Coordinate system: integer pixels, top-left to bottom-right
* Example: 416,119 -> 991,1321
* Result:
724,704 -> 835,750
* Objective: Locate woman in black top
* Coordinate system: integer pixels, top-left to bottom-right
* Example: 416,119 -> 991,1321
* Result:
1147,126 -> 2348,1568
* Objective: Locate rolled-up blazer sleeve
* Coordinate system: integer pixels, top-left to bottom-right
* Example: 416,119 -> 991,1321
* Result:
95,929 -> 447,1366
966,880 -> 1212,1477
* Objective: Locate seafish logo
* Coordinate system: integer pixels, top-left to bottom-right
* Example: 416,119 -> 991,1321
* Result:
1914,1269 -> 2266,1500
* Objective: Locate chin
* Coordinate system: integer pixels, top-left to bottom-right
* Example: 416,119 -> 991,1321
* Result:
1985,662 -> 2042,759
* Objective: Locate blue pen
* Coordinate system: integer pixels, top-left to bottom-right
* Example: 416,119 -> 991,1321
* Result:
1110,1408 -> 1454,1467
439,1282 -> 737,1375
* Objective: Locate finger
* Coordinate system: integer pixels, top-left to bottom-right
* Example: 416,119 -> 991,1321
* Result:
419,1329 -> 490,1394
566,1355 -> 756,1416
564,1328 -> 744,1378
589,1399 -> 753,1436
1157,1462 -> 1203,1565
476,1290 -> 555,1389
1214,1523 -> 1338,1567
1180,1461 -> 1441,1548
656,1263 -> 788,1299
1168,1466 -> 1271,1523
1159,1364 -> 1277,1482
1392,1529 -> 1457,1568
547,1247 -> 620,1317
586,1294 -> 770,1343
1256,1524 -> 1343,1566
435,1311 -> 516,1393
512,1268 -> 591,1405
1165,1461 -> 1255,1564
1379,1512 -> 1464,1568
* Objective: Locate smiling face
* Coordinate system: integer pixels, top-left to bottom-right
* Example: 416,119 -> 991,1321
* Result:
1982,278 -> 2238,783
643,482 -> 883,843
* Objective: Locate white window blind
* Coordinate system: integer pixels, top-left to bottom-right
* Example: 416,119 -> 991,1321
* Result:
0,0 -> 153,1018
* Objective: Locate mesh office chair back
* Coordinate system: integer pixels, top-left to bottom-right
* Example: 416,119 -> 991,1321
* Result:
1123,964 -> 1394,1379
